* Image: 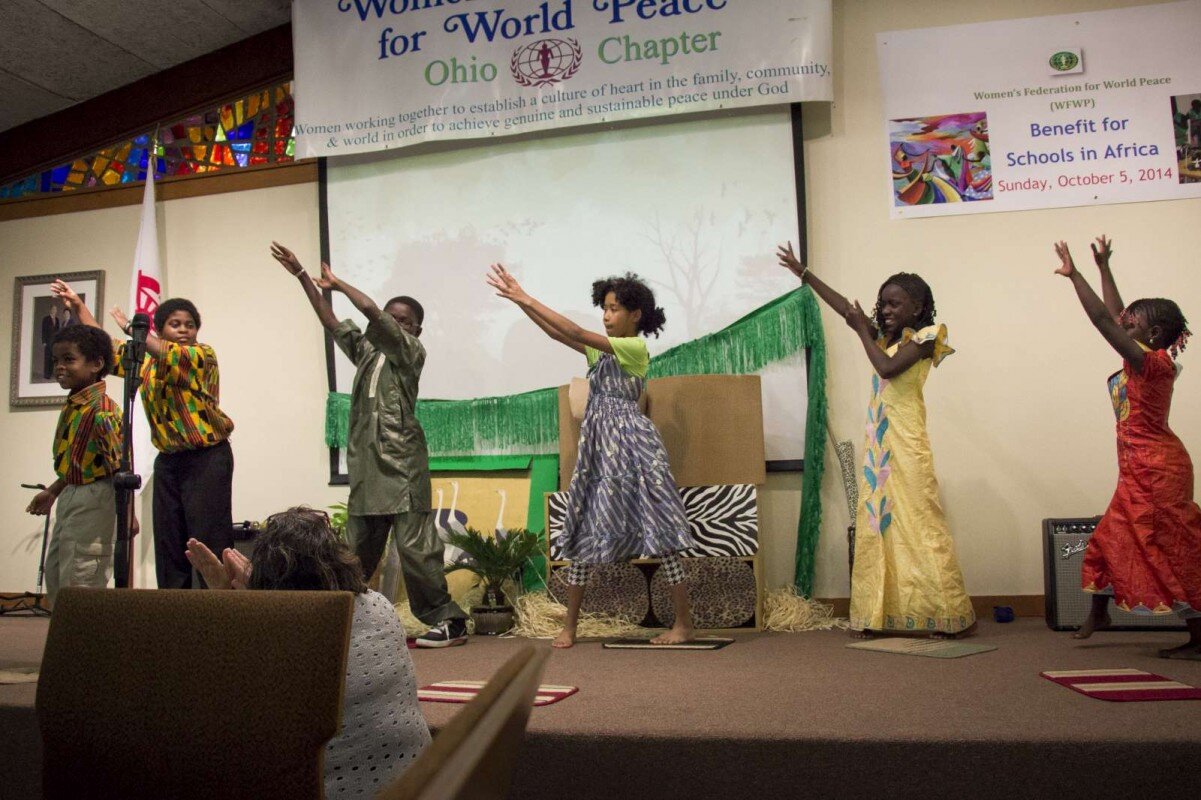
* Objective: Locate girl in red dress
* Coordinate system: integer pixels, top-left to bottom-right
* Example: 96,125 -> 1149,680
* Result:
1056,236 -> 1201,659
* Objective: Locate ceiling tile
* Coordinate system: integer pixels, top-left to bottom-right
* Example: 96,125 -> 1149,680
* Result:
0,69 -> 72,132
37,0 -> 248,67
182,0 -> 291,33
0,0 -> 156,101
0,0 -> 292,134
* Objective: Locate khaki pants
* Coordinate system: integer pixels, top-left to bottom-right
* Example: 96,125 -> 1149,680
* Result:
45,480 -> 116,604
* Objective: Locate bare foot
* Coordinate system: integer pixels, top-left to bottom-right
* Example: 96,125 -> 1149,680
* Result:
650,624 -> 694,645
932,620 -> 978,640
1159,641 -> 1201,660
849,629 -> 875,640
1072,611 -> 1111,639
552,627 -> 576,649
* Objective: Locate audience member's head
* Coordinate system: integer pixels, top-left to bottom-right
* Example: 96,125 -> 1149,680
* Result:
248,507 -> 366,593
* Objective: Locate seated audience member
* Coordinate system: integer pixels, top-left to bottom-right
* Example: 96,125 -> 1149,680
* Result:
187,507 -> 431,798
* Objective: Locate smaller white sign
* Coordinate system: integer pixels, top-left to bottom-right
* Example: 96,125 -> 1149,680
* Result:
878,1 -> 1201,219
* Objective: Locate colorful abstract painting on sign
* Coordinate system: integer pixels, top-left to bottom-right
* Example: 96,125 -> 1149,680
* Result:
890,112 -> 993,206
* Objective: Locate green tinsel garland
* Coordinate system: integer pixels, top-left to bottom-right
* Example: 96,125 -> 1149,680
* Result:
650,289 -> 816,378
325,388 -> 559,456
324,288 -> 829,595
793,290 -> 828,598
417,389 -> 560,456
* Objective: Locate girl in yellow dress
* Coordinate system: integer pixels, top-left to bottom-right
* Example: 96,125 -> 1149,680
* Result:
778,243 -> 975,637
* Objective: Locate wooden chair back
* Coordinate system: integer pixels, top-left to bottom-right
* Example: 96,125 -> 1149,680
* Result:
37,588 -> 355,800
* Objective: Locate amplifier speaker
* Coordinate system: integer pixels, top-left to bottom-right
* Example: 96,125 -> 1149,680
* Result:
1043,517 -> 1186,631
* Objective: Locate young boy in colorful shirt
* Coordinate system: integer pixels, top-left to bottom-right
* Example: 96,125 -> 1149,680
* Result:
25,325 -> 123,602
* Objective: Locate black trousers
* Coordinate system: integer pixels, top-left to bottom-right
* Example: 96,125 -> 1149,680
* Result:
153,440 -> 234,589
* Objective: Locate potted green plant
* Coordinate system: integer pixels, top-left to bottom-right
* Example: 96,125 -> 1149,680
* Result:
329,502 -> 348,538
443,527 -> 543,635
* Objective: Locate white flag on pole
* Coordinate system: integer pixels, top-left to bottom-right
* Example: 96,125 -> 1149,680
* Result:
128,150 -> 162,492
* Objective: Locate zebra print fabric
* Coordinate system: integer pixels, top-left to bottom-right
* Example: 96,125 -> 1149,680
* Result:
677,485 -> 759,558
548,484 -> 758,560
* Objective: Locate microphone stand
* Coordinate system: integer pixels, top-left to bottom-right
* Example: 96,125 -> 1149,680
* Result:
0,484 -> 53,616
113,314 -> 149,589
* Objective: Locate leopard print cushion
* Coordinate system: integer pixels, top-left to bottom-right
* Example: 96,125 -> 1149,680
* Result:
650,557 -> 756,628
548,563 -> 649,623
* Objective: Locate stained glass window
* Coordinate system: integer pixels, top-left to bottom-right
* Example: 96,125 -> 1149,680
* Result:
0,81 -> 296,200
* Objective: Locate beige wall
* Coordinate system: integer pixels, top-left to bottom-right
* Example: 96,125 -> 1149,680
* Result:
0,182 -> 338,590
3,202 -> 144,589
802,0 -> 1201,598
2,0 -> 1198,600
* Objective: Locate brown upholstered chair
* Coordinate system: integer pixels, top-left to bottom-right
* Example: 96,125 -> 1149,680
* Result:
375,645 -> 549,800
37,587 -> 355,800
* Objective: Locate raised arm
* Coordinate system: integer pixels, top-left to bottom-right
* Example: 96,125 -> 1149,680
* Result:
519,303 -> 585,354
1055,241 -> 1145,372
53,281 -> 167,355
51,281 -> 164,372
486,264 -> 608,354
844,301 -> 934,379
319,263 -> 382,324
1090,234 -> 1125,320
776,241 -> 851,318
49,280 -> 100,329
270,242 -> 339,331
108,305 -> 166,357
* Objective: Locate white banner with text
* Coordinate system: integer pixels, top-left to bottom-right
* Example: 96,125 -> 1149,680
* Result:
878,1 -> 1201,219
293,0 -> 831,158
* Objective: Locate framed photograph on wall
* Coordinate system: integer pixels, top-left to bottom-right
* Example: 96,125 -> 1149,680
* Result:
9,271 -> 105,408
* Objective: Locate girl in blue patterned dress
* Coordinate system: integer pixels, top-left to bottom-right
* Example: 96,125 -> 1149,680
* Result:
487,265 -> 696,648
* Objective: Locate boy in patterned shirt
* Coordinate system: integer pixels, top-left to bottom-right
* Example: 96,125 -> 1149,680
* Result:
25,325 -> 125,603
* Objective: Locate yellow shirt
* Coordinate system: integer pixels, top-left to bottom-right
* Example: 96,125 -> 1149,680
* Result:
53,381 -> 122,485
114,341 -> 234,453
584,337 -> 649,377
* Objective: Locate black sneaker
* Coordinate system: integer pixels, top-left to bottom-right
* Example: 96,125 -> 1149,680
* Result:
415,619 -> 469,648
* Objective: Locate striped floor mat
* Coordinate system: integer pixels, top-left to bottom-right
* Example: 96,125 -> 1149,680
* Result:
602,637 -> 735,650
846,638 -> 997,659
1041,669 -> 1201,701
418,681 -> 578,706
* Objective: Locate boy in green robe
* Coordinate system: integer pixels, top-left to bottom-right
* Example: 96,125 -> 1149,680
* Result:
271,243 -> 467,647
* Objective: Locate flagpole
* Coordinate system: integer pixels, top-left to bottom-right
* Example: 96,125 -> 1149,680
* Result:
114,135 -> 159,588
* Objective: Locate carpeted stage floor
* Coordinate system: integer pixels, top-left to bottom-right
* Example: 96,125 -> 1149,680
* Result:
3,616 -> 1198,799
